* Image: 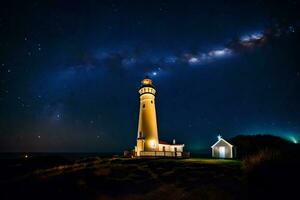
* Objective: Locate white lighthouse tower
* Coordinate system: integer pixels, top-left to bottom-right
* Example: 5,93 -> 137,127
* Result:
133,77 -> 185,157
135,77 -> 159,156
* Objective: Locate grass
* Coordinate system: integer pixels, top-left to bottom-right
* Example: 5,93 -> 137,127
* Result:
0,156 -> 244,200
180,158 -> 241,165
1,155 -> 298,200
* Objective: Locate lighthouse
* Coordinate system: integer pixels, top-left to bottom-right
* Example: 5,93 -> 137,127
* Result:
136,77 -> 159,156
133,77 -> 186,157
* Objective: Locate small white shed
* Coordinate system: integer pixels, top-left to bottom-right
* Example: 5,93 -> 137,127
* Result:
211,135 -> 233,158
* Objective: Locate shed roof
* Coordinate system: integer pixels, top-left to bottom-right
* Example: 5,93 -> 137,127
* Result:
159,140 -> 169,144
211,138 -> 233,148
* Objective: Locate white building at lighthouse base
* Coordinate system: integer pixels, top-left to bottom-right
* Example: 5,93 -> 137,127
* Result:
134,139 -> 185,157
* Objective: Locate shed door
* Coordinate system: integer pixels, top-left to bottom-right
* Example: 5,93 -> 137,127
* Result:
219,146 -> 225,158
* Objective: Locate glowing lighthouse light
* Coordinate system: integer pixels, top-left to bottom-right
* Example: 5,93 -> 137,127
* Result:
149,140 -> 157,149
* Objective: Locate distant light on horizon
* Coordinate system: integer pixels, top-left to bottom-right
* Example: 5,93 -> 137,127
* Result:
289,136 -> 298,144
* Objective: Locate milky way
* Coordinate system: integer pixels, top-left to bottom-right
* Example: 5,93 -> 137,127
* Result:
58,23 -> 299,80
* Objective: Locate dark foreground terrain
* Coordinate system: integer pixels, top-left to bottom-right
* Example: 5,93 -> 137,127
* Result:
0,153 -> 299,200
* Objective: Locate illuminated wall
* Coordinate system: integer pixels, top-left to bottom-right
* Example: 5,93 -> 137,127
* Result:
158,144 -> 184,152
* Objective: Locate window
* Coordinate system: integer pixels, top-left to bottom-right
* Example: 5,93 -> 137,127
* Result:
151,100 -> 153,104
143,104 -> 145,108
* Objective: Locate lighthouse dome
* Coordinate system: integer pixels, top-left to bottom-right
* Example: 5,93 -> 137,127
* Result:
140,76 -> 155,89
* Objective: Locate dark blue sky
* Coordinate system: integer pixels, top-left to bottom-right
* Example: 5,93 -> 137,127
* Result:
0,0 -> 299,152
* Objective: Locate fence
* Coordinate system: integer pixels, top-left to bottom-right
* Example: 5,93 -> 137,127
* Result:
140,151 -> 183,157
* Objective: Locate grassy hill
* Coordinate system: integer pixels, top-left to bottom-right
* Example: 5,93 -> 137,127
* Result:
229,134 -> 297,159
0,157 -> 243,200
0,135 -> 299,200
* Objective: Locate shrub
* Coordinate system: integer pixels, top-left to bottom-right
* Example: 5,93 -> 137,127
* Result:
242,148 -> 281,172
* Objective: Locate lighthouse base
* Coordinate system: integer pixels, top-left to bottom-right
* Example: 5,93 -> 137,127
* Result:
131,140 -> 188,158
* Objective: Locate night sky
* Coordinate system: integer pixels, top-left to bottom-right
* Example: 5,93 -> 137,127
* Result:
0,0 -> 300,152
